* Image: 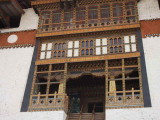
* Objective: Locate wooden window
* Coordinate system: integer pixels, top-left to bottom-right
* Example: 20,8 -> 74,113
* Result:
124,35 -> 137,53
53,42 -> 66,58
40,11 -> 51,32
67,41 -> 80,57
109,37 -> 123,54
100,4 -> 110,23
76,7 -> 86,27
40,43 -> 52,59
88,5 -> 98,24
52,10 -> 61,30
64,10 -> 73,29
80,40 -> 95,56
112,3 -> 123,24
125,1 -> 136,23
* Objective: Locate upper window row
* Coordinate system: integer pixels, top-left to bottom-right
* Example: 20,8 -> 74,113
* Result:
39,1 -> 138,32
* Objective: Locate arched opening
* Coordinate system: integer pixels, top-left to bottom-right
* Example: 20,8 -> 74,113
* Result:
66,74 -> 105,113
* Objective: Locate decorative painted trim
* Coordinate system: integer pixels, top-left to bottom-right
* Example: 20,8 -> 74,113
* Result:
143,18 -> 160,21
0,44 -> 34,49
0,29 -> 37,34
145,34 -> 160,38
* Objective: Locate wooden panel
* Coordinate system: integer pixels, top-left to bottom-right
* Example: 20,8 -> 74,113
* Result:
36,52 -> 140,65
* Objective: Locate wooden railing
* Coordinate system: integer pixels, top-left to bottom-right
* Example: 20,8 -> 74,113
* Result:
28,92 -> 69,112
106,88 -> 143,108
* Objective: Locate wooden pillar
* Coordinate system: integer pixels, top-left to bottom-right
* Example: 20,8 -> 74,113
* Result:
109,76 -> 116,96
58,63 -> 68,94
105,60 -> 109,107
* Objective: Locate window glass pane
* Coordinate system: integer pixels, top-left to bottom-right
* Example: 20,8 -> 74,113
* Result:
76,7 -> 86,21
88,6 -> 98,19
58,51 -> 61,57
81,49 -> 84,55
110,39 -> 113,45
102,47 -> 107,54
124,36 -> 130,43
131,35 -> 136,43
100,4 -> 110,18
96,47 -> 101,55
64,11 -> 73,22
125,45 -> 130,52
46,51 -> 52,59
53,11 -> 61,23
67,50 -> 73,57
42,11 -> 50,19
62,51 -> 65,57
82,41 -> 85,47
47,43 -> 52,50
90,49 -> 93,55
86,41 -> 89,47
96,39 -> 101,46
74,49 -> 79,57
74,41 -> 79,48
54,52 -> 57,57
86,49 -> 89,55
110,47 -> 113,53
90,40 -> 93,47
118,38 -> 122,45
40,52 -> 45,59
114,38 -> 117,45
68,41 -> 73,48
102,38 -> 107,45
41,44 -> 46,51
113,3 -> 123,17
131,44 -> 137,52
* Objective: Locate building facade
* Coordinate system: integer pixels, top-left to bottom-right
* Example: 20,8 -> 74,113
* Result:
0,0 -> 160,120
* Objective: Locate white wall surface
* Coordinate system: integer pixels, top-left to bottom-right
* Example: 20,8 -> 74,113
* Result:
106,37 -> 160,120
138,0 -> 160,20
0,8 -> 39,33
0,47 -> 66,120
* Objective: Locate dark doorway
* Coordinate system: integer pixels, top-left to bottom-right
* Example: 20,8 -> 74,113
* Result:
66,74 -> 105,113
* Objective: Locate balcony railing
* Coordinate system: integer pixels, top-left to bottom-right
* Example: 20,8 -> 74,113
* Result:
106,88 -> 143,108
28,92 -> 69,112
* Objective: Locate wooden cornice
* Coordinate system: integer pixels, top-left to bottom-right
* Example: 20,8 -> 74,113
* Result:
36,52 -> 141,65
31,0 -> 140,6
36,23 -> 140,38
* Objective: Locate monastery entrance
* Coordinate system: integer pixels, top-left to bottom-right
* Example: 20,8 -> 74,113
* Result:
66,74 -> 105,113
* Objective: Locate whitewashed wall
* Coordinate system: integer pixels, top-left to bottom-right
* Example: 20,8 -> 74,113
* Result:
138,0 -> 160,20
106,36 -> 160,120
0,47 -> 66,120
0,8 -> 39,33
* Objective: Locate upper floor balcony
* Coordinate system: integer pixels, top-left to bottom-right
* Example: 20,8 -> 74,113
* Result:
34,0 -> 139,37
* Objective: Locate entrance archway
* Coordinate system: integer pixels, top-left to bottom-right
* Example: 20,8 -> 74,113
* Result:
66,74 -> 105,113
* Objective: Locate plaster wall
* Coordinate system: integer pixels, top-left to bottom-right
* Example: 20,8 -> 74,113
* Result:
0,47 -> 66,120
106,37 -> 160,120
0,8 -> 39,33
138,0 -> 160,20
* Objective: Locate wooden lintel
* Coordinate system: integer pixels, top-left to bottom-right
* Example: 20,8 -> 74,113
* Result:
36,24 -> 140,38
31,0 -> 60,5
35,52 -> 140,65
